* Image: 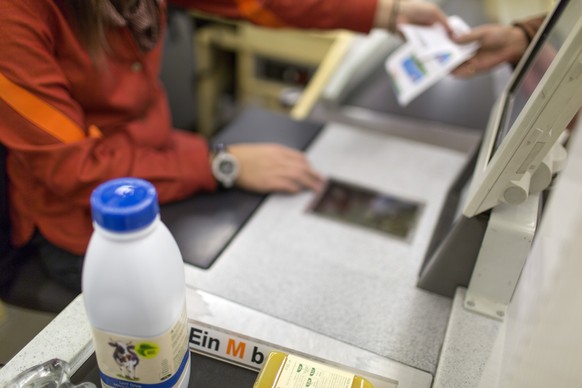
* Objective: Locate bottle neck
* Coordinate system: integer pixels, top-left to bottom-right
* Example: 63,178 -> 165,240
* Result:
93,214 -> 160,241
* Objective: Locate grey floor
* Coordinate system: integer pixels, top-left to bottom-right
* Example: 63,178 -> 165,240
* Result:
0,302 -> 56,369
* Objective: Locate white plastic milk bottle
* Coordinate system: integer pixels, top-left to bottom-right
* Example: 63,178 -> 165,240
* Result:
82,177 -> 191,388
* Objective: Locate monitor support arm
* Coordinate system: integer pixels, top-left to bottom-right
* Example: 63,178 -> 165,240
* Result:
464,193 -> 541,321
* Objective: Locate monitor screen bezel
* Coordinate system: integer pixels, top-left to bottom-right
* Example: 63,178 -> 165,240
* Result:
492,0 -> 569,159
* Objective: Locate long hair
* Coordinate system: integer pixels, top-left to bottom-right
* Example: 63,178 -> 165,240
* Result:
64,0 -> 108,57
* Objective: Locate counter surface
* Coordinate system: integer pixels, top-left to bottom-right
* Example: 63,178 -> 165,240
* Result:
184,119 -> 475,374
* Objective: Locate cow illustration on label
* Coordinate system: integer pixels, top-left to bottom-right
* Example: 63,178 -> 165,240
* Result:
109,341 -> 140,380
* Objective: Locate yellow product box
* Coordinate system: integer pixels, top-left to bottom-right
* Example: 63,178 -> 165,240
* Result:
254,351 -> 374,388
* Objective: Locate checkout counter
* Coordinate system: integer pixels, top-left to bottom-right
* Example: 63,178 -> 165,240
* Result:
0,0 -> 531,387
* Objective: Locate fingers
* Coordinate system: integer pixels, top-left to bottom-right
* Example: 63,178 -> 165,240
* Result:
452,25 -> 488,44
274,149 -> 325,193
453,55 -> 496,78
270,168 -> 323,194
399,1 -> 451,32
286,163 -> 325,193
269,177 -> 303,194
229,143 -> 324,194
302,168 -> 325,192
391,3 -> 454,38
430,5 -> 453,35
451,58 -> 477,77
452,55 -> 498,78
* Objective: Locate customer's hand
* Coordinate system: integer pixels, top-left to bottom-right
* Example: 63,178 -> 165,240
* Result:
398,0 -> 451,33
228,143 -> 324,194
452,23 -> 529,77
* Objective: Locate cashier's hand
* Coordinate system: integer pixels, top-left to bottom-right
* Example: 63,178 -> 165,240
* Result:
451,24 -> 529,77
229,144 -> 325,194
398,1 -> 452,33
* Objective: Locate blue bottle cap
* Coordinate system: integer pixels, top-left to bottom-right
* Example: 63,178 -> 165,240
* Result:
90,177 -> 160,232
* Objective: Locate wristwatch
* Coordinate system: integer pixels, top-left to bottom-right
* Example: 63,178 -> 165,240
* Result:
211,143 -> 239,188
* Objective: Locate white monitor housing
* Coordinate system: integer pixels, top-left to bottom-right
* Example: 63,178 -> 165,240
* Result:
463,0 -> 582,217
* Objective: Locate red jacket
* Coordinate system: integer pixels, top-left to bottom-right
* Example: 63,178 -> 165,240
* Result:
0,0 -> 377,255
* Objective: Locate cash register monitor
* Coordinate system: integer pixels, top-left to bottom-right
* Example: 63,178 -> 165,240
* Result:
463,0 -> 582,217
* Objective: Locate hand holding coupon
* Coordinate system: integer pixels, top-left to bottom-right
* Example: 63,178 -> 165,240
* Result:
385,16 -> 479,106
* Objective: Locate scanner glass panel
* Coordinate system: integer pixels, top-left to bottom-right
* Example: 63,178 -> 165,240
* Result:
309,179 -> 423,241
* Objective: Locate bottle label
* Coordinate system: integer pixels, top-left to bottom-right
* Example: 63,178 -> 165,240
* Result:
274,355 -> 355,388
91,305 -> 189,388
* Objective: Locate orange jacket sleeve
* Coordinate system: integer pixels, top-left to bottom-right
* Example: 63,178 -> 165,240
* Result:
171,0 -> 379,33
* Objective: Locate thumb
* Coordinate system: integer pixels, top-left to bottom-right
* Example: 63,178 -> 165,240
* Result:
453,25 -> 488,44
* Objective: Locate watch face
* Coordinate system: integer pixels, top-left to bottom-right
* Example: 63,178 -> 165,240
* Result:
212,151 -> 239,188
219,160 -> 235,174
